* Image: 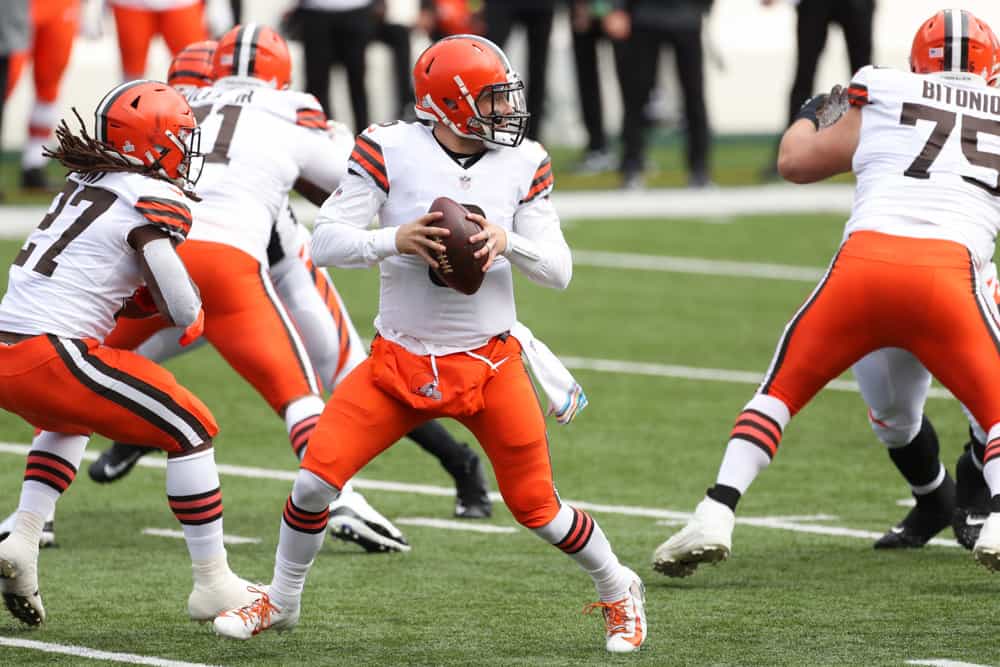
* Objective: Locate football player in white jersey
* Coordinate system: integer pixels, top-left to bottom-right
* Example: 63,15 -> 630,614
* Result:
85,36 -> 491,531
0,81 -> 259,625
213,35 -> 648,653
654,8 -> 1000,577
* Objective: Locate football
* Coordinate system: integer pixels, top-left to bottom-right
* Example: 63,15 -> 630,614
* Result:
427,196 -> 487,295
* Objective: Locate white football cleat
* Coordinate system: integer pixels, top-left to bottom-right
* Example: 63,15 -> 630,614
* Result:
0,533 -> 44,626
327,488 -> 410,553
585,567 -> 647,653
213,588 -> 299,639
653,497 -> 735,577
188,572 -> 262,622
972,512 -> 1000,572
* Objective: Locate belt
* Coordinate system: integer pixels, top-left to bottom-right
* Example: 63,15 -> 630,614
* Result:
0,332 -> 36,345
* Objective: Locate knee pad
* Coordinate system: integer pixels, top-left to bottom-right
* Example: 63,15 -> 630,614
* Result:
867,408 -> 922,447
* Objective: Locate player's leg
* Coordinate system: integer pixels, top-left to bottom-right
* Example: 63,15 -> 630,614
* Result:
87,314 -> 173,482
953,406 -> 991,549
0,335 -> 257,624
654,245 -> 884,576
456,342 -> 644,653
214,358 -> 424,638
158,2 -> 208,55
905,263 -> 1000,570
111,4 -> 157,80
852,348 -> 954,548
20,0 -> 77,189
275,232 -> 493,518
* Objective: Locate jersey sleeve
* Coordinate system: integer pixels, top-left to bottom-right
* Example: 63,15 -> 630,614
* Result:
848,65 -> 875,107
348,128 -> 390,196
519,149 -> 554,205
133,194 -> 193,242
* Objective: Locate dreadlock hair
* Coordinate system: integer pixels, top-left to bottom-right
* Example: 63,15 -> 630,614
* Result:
44,108 -> 200,200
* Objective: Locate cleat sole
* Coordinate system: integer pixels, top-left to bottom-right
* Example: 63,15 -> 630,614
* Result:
653,546 -> 729,577
0,559 -> 43,626
974,548 -> 1000,572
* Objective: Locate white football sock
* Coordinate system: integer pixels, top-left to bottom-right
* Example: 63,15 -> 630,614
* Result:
166,448 -> 225,562
285,395 -> 324,460
533,504 -> 632,602
17,432 -> 88,526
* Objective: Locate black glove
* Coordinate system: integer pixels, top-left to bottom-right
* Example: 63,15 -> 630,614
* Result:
795,85 -> 850,130
794,94 -> 829,130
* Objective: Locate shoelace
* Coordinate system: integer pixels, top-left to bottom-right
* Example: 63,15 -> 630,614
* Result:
583,599 -> 629,635
231,587 -> 279,634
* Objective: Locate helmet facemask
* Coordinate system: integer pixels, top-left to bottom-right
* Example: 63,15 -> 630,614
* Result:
464,77 -> 529,148
150,125 -> 203,192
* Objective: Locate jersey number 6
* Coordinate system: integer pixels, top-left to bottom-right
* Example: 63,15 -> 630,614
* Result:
900,102 -> 1000,195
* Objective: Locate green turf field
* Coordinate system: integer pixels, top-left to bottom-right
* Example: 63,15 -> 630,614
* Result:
0,212 -> 993,666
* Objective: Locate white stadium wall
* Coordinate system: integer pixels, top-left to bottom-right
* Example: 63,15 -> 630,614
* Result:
3,0 -> 1000,151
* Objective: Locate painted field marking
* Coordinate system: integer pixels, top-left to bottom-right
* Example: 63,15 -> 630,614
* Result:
395,518 -> 518,534
0,443 -> 961,549
0,636 -> 219,667
907,659 -> 995,667
573,250 -> 825,282
141,528 -> 261,545
558,356 -> 954,400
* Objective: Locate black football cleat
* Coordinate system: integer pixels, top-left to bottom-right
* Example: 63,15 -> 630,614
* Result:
451,446 -> 492,519
875,472 -> 956,549
88,442 -> 153,484
953,443 -> 991,550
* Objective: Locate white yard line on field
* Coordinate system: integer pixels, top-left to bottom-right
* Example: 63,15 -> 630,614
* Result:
0,637 -> 219,667
395,518 -> 518,533
572,250 -> 826,282
141,528 -> 261,544
558,356 -> 954,400
0,443 -> 960,548
907,659 -> 996,667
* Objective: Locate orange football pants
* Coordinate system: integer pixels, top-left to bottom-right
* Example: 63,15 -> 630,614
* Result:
5,0 -> 79,103
105,241 -> 320,414
761,231 -> 1000,433
0,335 -> 216,453
112,2 -> 207,80
301,335 -> 561,528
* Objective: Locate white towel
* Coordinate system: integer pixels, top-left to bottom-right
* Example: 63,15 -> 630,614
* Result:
509,322 -> 588,425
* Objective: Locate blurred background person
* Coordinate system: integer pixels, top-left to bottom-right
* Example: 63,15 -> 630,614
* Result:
760,0 -> 875,179
109,0 -> 209,80
4,0 -> 78,191
0,0 -> 30,202
482,0 -> 556,141
373,0 -> 418,120
617,0 -> 713,190
298,0 -> 375,131
417,0 -> 483,41
570,0 -> 629,174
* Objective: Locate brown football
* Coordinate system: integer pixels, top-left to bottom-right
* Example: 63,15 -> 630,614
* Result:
427,196 -> 487,295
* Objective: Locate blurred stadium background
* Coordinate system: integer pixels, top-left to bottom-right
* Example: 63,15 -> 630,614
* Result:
3,0 -> 1000,155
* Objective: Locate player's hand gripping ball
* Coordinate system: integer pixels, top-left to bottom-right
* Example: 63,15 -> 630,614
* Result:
427,197 -> 487,295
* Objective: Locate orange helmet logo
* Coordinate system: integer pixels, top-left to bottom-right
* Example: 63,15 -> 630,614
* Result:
212,24 -> 291,89
413,35 -> 529,148
910,8 -> 999,83
168,40 -> 218,92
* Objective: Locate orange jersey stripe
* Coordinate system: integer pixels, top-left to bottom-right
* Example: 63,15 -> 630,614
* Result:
350,149 -> 389,193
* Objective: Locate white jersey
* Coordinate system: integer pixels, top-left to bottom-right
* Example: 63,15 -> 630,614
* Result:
846,66 -> 1000,267
185,78 -> 348,264
310,121 -> 571,356
0,172 -> 192,341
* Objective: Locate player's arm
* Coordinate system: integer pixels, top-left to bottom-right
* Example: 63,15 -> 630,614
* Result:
127,225 -> 204,342
778,98 -> 861,184
501,197 -> 572,289
291,103 -> 352,204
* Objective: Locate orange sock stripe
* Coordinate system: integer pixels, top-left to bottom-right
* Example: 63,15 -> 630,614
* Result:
24,451 -> 77,493
283,497 -> 329,533
290,415 -> 320,457
556,508 -> 595,554
985,438 -> 1000,464
735,411 -> 782,444
169,488 -> 223,525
